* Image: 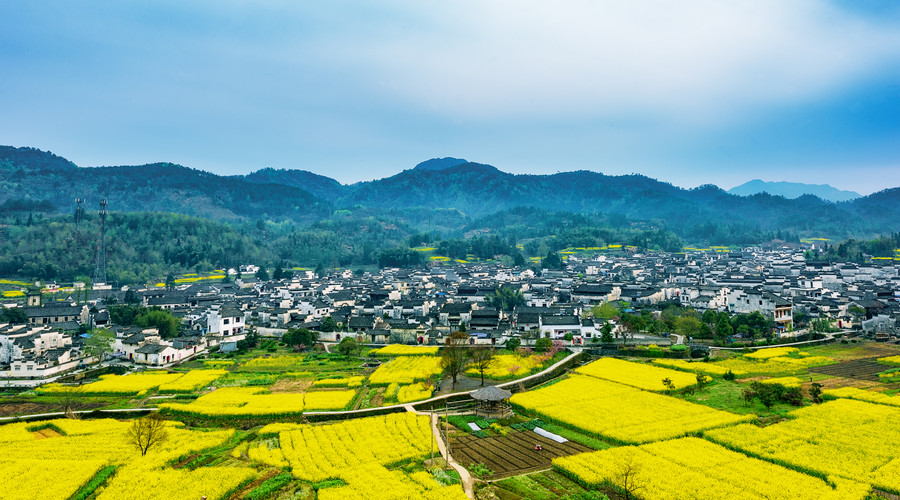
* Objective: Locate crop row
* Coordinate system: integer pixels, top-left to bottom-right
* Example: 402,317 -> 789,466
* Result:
509,375 -> 754,444
554,437 -> 868,500
705,398 -> 900,494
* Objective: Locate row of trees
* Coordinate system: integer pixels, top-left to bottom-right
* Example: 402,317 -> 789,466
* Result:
591,302 -> 778,342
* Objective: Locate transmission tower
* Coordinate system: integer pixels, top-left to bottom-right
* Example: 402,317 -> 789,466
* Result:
74,198 -> 85,242
93,199 -> 108,286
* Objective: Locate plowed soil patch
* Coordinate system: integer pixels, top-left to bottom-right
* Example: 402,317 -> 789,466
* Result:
809,357 -> 891,381
453,431 -> 591,477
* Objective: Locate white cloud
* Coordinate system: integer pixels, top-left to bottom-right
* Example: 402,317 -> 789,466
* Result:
347,0 -> 900,125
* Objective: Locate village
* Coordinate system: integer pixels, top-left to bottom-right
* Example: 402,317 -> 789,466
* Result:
1,244 -> 898,385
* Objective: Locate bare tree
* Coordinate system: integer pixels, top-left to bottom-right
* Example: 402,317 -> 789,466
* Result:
616,456 -> 644,500
127,413 -> 169,456
54,385 -> 84,419
440,331 -> 471,386
469,346 -> 495,386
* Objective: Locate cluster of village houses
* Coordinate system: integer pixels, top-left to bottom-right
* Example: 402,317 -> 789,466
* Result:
1,245 -> 898,383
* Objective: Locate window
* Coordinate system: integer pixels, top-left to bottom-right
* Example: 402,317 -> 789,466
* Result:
13,365 -> 20,371
224,319 -> 230,325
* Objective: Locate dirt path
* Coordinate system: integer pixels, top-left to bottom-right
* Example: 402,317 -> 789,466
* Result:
409,408 -> 475,499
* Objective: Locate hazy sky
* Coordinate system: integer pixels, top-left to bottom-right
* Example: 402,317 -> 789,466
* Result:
2,1 -> 899,194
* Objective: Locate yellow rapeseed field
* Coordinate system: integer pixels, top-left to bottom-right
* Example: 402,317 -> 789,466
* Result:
553,437 -> 869,499
371,345 -> 439,356
369,356 -> 443,386
160,387 -> 305,417
0,418 -> 252,500
465,353 -> 548,379
247,413 -> 466,499
822,386 -> 900,408
705,398 -> 900,493
576,358 -> 707,391
510,375 -> 754,444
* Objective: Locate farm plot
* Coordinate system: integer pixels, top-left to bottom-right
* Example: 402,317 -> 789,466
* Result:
576,357 -> 705,391
705,398 -> 900,494
553,437 -> 869,500
452,431 -> 591,477
808,357 -> 892,381
509,375 -> 754,444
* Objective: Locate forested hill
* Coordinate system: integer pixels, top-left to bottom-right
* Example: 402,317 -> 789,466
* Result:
0,147 -> 330,222
1,146 -> 898,240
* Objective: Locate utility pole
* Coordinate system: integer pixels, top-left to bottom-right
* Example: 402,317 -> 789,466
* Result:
93,199 -> 108,286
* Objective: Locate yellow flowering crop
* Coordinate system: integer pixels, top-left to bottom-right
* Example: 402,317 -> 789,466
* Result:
0,418 -> 252,500
744,346 -> 800,359
312,376 -> 365,388
823,387 -> 900,408
371,345 -> 439,356
396,383 -> 433,403
158,369 -> 227,392
38,372 -> 184,395
160,387 -> 305,417
241,355 -> 306,372
369,356 -> 443,386
705,398 -> 900,493
760,376 -> 802,388
303,389 -> 357,411
317,463 -> 467,500
576,358 -> 708,391
510,375 -> 754,444
654,356 -> 830,378
553,437 -> 869,500
203,360 -> 235,368
257,422 -> 308,437
878,355 -> 900,367
651,358 -> 736,376
251,412 -> 466,499
465,353 -> 547,379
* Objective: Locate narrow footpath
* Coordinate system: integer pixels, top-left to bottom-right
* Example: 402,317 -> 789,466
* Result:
408,405 -> 475,499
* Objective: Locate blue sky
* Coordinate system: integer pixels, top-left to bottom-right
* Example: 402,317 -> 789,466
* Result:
1,1 -> 899,194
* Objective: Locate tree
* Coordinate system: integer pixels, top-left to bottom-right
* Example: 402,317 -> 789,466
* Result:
136,309 -> 181,339
320,316 -> 338,333
512,252 -> 526,267
542,252 -> 563,270
165,272 -> 175,291
695,373 -> 707,391
701,309 -> 718,326
504,337 -> 521,351
469,346 -> 495,386
715,316 -> 733,342
441,331 -> 471,386
616,456 -> 644,500
484,286 -> 525,312
55,385 -> 84,419
283,327 -> 318,350
0,307 -> 27,325
662,377 -> 675,394
82,328 -> 116,360
336,337 -> 360,357
810,382 -> 824,404
123,289 -> 139,304
127,413 -> 169,456
675,316 -> 701,340
592,302 -> 619,320
237,328 -> 258,351
255,266 -> 269,281
272,265 -> 284,280
534,337 -> 553,352
600,323 -> 614,343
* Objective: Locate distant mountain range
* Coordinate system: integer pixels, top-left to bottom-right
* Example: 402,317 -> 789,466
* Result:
728,179 -> 861,202
1,147 -> 898,240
